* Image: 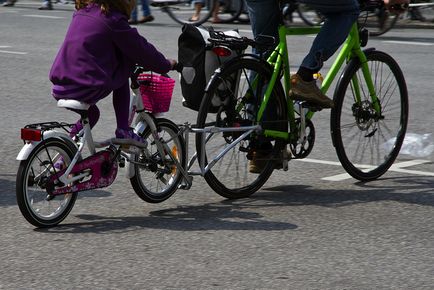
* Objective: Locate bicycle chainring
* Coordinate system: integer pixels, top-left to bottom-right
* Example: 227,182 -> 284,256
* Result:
290,118 -> 315,159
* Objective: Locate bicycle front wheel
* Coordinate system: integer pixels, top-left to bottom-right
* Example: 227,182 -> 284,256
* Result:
331,50 -> 408,181
164,0 -> 216,25
16,138 -> 78,228
196,57 -> 287,199
130,118 -> 186,203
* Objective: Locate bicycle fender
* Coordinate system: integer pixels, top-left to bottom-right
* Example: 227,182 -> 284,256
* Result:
16,131 -> 74,161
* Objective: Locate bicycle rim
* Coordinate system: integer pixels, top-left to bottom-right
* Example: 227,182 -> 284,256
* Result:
131,118 -> 185,203
331,50 -> 408,181
196,57 -> 287,199
16,138 -> 77,227
164,0 -> 215,25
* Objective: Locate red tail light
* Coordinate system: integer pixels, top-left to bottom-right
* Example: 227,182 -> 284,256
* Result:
212,46 -> 232,57
21,128 -> 42,141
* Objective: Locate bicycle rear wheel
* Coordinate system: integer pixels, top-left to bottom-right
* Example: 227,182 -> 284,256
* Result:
331,50 -> 408,181
16,138 -> 78,228
130,118 -> 186,203
196,57 -> 287,199
163,0 -> 216,26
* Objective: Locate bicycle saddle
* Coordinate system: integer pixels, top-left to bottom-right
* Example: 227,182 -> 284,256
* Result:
57,99 -> 90,111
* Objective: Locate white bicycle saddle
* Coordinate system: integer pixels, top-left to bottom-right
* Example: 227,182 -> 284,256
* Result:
57,99 -> 90,111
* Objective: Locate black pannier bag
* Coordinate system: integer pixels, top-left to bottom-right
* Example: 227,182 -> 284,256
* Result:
178,24 -> 243,111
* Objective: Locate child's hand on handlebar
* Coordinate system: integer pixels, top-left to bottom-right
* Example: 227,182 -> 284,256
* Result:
168,59 -> 183,72
168,59 -> 178,70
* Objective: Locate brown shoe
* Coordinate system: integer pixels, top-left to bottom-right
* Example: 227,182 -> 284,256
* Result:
289,74 -> 334,108
139,15 -> 154,23
248,149 -> 291,174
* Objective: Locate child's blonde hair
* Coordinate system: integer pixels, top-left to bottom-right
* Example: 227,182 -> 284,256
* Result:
75,0 -> 136,17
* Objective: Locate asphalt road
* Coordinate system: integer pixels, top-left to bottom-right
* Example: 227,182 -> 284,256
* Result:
1,3 -> 434,289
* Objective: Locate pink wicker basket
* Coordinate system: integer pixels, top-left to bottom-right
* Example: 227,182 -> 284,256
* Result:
137,73 -> 175,113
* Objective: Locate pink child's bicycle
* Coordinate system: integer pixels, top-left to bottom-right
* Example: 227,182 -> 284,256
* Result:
16,67 -> 188,228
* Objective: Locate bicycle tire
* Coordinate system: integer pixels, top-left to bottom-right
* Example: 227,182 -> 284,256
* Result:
196,56 -> 287,199
16,137 -> 78,228
164,0 -> 216,26
331,49 -> 408,181
217,0 -> 243,23
297,3 -> 324,26
360,8 -> 399,36
415,2 -> 434,22
130,118 -> 186,203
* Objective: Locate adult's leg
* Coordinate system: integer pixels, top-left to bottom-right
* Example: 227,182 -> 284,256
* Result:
142,0 -> 151,16
245,0 -> 280,52
299,0 -> 360,72
130,5 -> 138,22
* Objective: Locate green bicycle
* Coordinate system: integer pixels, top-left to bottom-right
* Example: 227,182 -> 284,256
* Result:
195,3 -> 408,199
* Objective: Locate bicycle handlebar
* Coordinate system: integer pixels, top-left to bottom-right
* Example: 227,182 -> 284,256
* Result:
130,64 -> 180,89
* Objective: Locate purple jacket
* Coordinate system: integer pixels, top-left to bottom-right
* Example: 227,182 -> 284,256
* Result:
50,4 -> 171,103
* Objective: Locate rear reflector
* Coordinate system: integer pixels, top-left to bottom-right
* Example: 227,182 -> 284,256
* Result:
212,46 -> 232,57
21,128 -> 42,141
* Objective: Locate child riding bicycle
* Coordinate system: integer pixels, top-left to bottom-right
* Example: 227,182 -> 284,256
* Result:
49,0 -> 177,147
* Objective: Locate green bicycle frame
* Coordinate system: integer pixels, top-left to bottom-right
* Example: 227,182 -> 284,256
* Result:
256,23 -> 380,143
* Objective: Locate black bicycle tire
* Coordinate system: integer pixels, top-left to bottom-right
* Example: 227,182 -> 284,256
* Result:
16,138 -> 78,228
364,8 -> 399,37
130,118 -> 186,203
415,3 -> 434,22
331,50 -> 408,181
164,0 -> 216,26
297,3 -> 324,26
218,0 -> 244,23
196,57 -> 287,199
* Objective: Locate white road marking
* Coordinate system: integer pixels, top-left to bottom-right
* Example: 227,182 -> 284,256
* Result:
0,50 -> 27,55
23,14 -> 65,19
382,40 -> 433,46
294,158 -> 434,181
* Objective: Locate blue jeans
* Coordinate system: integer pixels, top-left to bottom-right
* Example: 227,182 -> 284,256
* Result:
245,0 -> 359,72
299,0 -> 359,71
131,0 -> 151,20
245,0 -> 281,50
